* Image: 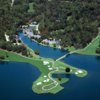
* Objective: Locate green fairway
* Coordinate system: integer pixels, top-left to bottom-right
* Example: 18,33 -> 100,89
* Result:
32,59 -> 87,94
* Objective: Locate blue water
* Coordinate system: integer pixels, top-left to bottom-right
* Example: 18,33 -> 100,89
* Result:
0,62 -> 40,100
19,32 -> 67,59
0,32 -> 100,100
63,55 -> 100,100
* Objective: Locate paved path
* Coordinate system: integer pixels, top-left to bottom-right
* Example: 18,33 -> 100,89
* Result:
42,61 -> 59,91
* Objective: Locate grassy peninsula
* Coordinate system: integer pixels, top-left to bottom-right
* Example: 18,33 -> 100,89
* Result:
0,49 -> 87,94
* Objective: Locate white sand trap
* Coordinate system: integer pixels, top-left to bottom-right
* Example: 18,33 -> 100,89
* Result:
78,70 -> 83,73
43,61 -> 49,65
49,68 -> 53,70
46,79 -> 50,82
36,82 -> 42,85
75,72 -> 78,75
44,75 -> 47,78
43,80 -> 47,82
48,65 -> 50,68
75,70 -> 83,75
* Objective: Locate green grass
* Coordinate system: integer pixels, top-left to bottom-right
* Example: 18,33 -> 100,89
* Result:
28,3 -> 34,13
76,33 -> 100,55
0,49 -> 49,75
54,61 -> 88,77
66,29 -> 100,56
0,49 -> 87,94
32,59 -> 87,94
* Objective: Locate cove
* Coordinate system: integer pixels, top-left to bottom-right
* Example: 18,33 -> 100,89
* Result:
19,32 -> 67,59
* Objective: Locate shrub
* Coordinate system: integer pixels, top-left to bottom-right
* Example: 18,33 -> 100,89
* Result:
0,56 -> 5,60
96,47 -> 100,54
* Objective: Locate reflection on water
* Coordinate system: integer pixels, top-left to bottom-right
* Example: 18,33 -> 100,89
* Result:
0,61 -> 6,65
96,56 -> 100,60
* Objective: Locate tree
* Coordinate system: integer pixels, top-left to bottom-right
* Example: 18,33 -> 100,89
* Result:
65,67 -> 70,73
6,52 -> 9,58
53,44 -> 56,48
96,47 -> 100,54
22,50 -> 28,56
0,0 -> 99,50
34,50 -> 40,55
0,56 -> 5,60
58,77 -> 62,81
57,75 -> 62,81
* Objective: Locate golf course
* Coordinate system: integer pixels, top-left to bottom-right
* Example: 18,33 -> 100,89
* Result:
0,48 -> 87,94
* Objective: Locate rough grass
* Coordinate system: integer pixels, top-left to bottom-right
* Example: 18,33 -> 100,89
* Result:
28,3 -> 34,13
76,33 -> 100,55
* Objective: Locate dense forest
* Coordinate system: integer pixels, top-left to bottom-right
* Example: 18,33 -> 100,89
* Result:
32,0 -> 100,48
0,0 -> 100,51
0,0 -> 31,55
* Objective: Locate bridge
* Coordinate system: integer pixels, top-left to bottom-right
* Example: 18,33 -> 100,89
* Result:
56,51 -> 77,61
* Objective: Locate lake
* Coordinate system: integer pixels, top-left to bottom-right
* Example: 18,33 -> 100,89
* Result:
0,32 -> 100,100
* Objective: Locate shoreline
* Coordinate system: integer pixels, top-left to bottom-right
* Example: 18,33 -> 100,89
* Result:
23,33 -> 67,50
30,37 -> 66,50
22,31 -> 100,56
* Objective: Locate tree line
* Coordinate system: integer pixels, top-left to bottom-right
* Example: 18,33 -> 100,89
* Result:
31,0 -> 100,49
0,0 -> 99,51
